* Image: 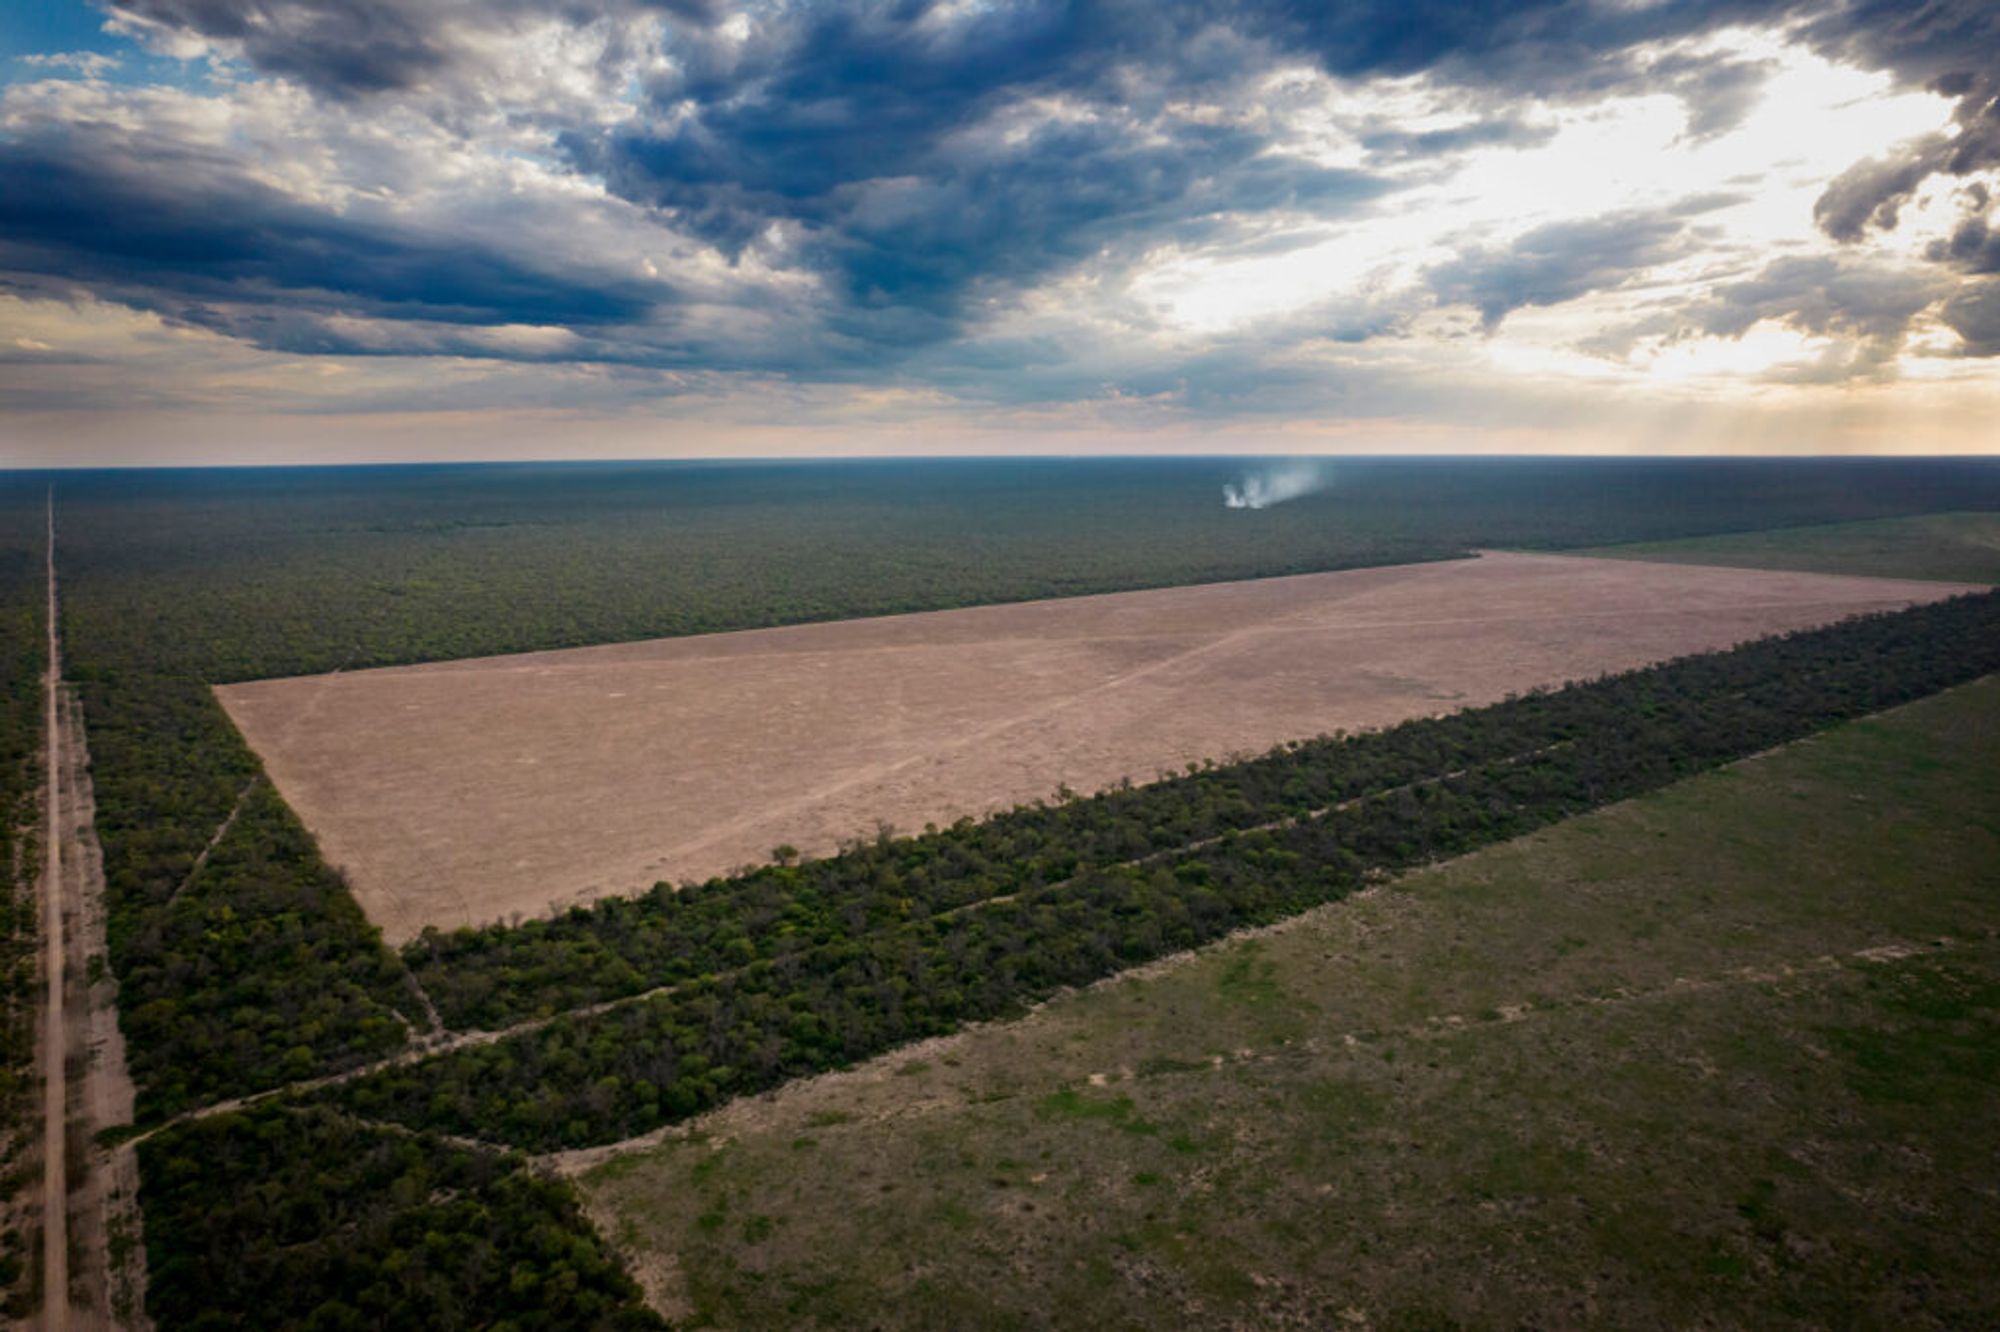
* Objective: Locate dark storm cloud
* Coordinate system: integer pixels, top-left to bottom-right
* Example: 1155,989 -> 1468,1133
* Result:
1426,212 -> 1694,331
1802,0 -> 2000,246
1938,279 -> 2000,355
4,0 -> 1988,394
104,0 -> 1779,101
1926,193 -> 2000,274
106,0 -> 719,96
574,0 -> 1797,342
603,108 -> 1387,333
111,0 -> 452,94
0,129 -> 661,342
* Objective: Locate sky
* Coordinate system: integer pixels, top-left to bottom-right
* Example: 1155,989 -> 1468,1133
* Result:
1,0 -> 1997,465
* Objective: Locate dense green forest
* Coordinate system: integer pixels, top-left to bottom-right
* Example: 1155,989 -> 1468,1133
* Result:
339,589 -> 2000,1151
139,1104 -> 663,1330
44,458 -> 2000,679
0,498 -> 44,1318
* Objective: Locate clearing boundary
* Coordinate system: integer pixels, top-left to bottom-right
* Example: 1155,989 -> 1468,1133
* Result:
217,551 -> 1975,942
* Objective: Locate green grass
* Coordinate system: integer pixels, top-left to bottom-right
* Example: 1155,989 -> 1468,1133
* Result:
1575,511 -> 2000,584
583,675 -> 2000,1329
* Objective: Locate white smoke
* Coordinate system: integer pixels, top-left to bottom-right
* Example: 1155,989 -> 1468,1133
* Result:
1223,461 -> 1331,510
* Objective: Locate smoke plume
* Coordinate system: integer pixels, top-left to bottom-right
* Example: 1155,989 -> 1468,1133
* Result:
1223,461 -> 1331,510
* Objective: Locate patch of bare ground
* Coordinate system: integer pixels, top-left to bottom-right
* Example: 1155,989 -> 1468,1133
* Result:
216,551 -> 1978,942
576,676 -> 2000,1330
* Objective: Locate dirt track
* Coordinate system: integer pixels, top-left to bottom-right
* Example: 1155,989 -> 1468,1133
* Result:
36,495 -> 146,1331
54,685 -> 146,1330
217,551 -> 1980,943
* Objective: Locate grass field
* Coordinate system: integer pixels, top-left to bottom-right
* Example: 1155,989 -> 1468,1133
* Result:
1579,511 -> 2000,584
218,551 -> 1966,939
580,674 -> 2000,1329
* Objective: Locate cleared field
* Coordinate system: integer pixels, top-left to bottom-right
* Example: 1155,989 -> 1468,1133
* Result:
1578,510 -> 2000,584
578,675 -> 2000,1330
217,551 -> 1977,941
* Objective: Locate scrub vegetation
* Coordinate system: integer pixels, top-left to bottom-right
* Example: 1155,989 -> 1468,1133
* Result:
1581,510 -> 2000,584
0,501 -> 44,1319
583,674 -> 2000,1329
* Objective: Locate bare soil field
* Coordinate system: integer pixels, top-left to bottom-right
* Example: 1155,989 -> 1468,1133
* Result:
216,551 -> 1978,942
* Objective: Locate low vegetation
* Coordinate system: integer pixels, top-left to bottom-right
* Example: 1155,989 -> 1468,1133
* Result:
581,674 -> 2000,1328
1581,510 -> 2000,584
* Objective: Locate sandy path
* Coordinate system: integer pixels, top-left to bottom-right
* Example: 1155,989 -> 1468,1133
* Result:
219,551 -> 1982,943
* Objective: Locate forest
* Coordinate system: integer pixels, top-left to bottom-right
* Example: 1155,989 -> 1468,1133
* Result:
138,1104 -> 663,1330
0,500 -> 45,1318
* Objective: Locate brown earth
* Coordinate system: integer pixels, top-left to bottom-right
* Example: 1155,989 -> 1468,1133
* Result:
215,551 -> 1978,943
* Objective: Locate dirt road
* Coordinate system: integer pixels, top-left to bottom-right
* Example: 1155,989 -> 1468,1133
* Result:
37,494 -> 147,1330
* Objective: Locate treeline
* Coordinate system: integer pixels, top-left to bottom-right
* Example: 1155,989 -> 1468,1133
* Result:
405,578 -> 2000,1033
38,476 -> 431,1119
333,590 -> 2000,1151
48,457 -> 2000,685
139,1104 -> 663,1329
0,506 -> 44,1318
80,691 -> 424,1118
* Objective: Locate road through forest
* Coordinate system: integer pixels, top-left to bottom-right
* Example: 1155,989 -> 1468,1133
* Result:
39,494 -> 146,1330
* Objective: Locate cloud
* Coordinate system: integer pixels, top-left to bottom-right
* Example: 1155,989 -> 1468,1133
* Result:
0,0 -> 1993,441
1666,253 -> 1966,376
16,51 -> 123,77
1939,279 -> 2000,356
1426,212 -> 1694,331
1802,0 -> 2000,252
1926,194 -> 2000,274
0,134 -> 660,340
551,6 -> 1425,353
102,0 -> 715,97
